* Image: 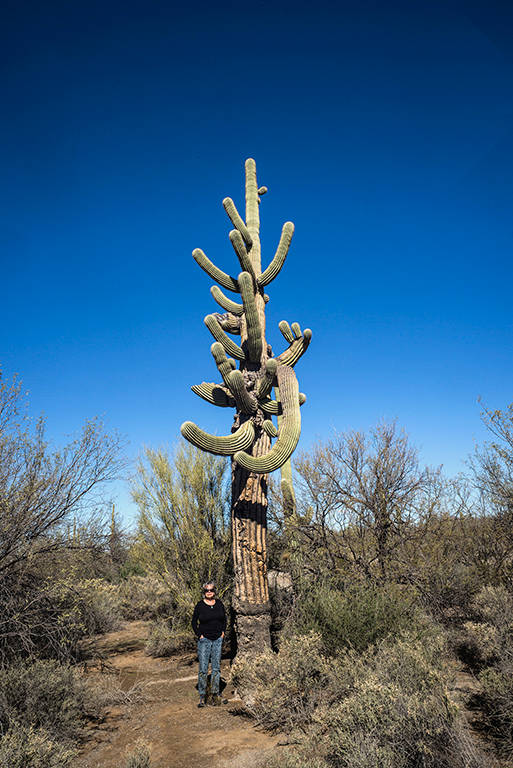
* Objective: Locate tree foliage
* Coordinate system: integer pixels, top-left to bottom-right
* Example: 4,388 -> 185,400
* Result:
131,442 -> 230,622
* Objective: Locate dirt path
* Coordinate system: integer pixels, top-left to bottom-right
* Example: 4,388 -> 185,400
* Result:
74,622 -> 281,768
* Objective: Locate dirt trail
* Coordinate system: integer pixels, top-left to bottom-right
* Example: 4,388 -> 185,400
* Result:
74,621 -> 280,768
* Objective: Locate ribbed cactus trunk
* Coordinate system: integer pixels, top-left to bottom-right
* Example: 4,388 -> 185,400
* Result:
181,159 -> 311,658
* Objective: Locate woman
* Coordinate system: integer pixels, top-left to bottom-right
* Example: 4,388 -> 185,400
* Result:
191,581 -> 226,707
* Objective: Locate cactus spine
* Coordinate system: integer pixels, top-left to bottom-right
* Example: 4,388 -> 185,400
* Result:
181,159 -> 312,655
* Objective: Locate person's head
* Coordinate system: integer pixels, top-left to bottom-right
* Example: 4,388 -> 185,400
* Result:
202,581 -> 216,598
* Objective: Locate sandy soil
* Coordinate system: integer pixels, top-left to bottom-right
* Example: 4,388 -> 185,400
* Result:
74,621 -> 281,768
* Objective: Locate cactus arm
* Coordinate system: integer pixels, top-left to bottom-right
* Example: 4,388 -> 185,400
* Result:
256,358 -> 277,399
263,419 -> 278,438
238,272 -> 262,363
278,320 -> 295,343
211,342 -> 236,385
181,419 -> 255,456
234,365 -> 301,473
257,222 -> 294,288
245,158 -> 260,236
260,391 -> 306,415
191,382 -> 235,408
193,248 -> 239,292
230,230 -> 255,277
275,385 -> 297,516
204,315 -> 245,360
213,312 -> 242,335
276,325 -> 312,368
226,370 -> 258,413
222,197 -> 252,249
210,285 -> 244,316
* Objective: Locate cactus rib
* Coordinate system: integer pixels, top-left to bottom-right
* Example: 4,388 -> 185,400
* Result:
191,382 -> 235,408
193,248 -> 239,292
227,370 -> 257,413
222,197 -> 252,248
230,230 -> 255,277
257,222 -> 294,288
205,315 -> 245,359
234,365 -> 300,473
256,358 -> 277,400
238,272 -> 262,363
181,419 -> 255,456
210,285 -> 244,315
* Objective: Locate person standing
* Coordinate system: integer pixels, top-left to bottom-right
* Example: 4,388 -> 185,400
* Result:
191,582 -> 226,708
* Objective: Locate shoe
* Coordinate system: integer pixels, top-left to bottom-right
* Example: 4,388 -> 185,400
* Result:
198,696 -> 206,708
211,695 -> 226,706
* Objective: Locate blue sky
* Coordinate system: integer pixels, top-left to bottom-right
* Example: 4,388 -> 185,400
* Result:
2,0 -> 512,522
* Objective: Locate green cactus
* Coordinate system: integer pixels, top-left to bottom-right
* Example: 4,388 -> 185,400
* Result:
181,159 -> 312,655
210,285 -> 244,315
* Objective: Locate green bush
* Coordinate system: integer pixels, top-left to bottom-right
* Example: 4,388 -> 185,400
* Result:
283,580 -> 421,654
119,575 -> 173,621
145,620 -> 195,657
254,630 -> 484,768
479,661 -> 513,755
0,722 -> 77,768
0,659 -> 98,742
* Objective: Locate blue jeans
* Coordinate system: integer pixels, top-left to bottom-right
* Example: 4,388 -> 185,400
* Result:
197,636 -> 223,697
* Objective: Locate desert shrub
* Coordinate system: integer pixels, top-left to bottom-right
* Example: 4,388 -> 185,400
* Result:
470,585 -> 513,627
479,661 -> 513,755
236,617 -> 486,768
0,721 -> 77,768
283,580 -> 421,654
145,619 -> 195,657
231,631 -> 350,731
124,741 -> 153,767
0,659 -> 98,742
119,575 -> 173,620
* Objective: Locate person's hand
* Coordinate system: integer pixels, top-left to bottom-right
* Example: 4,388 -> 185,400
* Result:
221,632 -> 225,639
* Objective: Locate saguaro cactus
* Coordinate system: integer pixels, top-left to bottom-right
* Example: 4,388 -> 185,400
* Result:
181,159 -> 311,654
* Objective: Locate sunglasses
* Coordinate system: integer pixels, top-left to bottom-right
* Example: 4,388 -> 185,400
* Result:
203,588 -> 215,593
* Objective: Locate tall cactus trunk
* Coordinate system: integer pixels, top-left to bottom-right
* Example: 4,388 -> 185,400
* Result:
231,429 -> 272,653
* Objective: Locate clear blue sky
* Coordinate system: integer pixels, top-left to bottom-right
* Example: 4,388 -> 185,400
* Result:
2,0 -> 512,522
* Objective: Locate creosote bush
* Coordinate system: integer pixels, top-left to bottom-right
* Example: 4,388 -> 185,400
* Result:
145,619 -> 195,657
282,580 -> 421,654
119,575 -> 173,621
0,722 -> 77,768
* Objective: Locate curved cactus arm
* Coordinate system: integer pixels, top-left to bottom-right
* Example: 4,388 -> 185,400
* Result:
193,248 -> 239,292
213,312 -> 242,335
260,391 -> 306,415
226,370 -> 258,413
238,272 -> 262,363
205,315 -> 245,360
257,222 -> 294,288
222,197 -> 252,249
275,385 -> 297,516
234,366 -> 300,473
229,230 -> 255,277
256,358 -> 277,400
277,326 -> 312,368
191,382 -> 235,408
211,342 -> 236,386
263,419 -> 278,438
181,419 -> 255,456
278,320 -> 295,343
210,285 -> 244,316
